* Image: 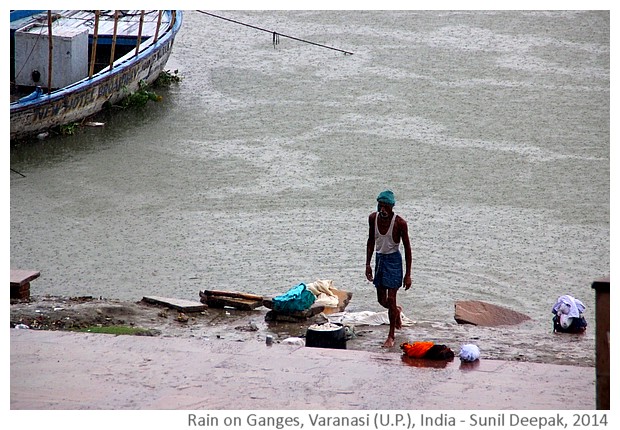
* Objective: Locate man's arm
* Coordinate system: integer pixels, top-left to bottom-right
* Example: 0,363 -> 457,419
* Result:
365,213 -> 376,281
398,216 -> 412,290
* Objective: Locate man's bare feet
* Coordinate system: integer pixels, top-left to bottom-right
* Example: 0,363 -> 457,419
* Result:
395,305 -> 403,330
382,336 -> 395,348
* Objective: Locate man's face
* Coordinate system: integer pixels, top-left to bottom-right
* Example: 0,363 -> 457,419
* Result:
377,202 -> 393,218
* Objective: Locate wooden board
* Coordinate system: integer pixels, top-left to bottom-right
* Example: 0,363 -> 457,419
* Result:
199,290 -> 263,311
201,289 -> 263,301
142,296 -> 208,313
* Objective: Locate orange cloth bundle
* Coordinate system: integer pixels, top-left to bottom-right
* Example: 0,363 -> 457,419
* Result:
401,341 -> 455,360
400,341 -> 435,358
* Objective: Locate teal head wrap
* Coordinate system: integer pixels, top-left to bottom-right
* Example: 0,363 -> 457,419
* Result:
376,190 -> 395,206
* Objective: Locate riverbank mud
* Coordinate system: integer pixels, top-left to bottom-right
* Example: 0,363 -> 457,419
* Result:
10,294 -> 593,367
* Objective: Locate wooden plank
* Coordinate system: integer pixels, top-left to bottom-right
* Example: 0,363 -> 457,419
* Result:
142,296 -> 207,313
199,291 -> 263,311
10,269 -> 40,287
202,296 -> 263,311
202,289 -> 263,301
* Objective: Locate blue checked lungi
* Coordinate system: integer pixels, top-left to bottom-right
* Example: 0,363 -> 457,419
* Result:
373,251 -> 403,289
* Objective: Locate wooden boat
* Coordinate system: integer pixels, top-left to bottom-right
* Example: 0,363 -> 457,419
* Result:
10,10 -> 182,141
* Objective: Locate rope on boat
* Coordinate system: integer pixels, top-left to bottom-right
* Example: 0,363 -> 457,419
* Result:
197,10 -> 353,56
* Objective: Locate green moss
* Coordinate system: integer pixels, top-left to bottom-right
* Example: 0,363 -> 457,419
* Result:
76,325 -> 155,336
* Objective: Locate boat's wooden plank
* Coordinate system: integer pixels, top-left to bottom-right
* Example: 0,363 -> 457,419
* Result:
142,296 -> 208,313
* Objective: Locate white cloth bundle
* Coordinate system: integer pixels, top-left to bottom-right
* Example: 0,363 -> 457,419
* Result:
552,295 -> 585,318
306,279 -> 336,296
314,293 -> 339,307
459,344 -> 481,362
326,310 -> 415,326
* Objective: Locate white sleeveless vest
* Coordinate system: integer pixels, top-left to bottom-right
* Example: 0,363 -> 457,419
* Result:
375,213 -> 400,254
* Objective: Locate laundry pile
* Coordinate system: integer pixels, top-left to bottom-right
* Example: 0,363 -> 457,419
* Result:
551,294 -> 587,334
272,283 -> 316,312
264,279 -> 353,322
306,280 -> 340,307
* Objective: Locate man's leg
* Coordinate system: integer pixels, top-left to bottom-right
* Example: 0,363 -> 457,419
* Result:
376,286 -> 388,308
383,288 -> 401,348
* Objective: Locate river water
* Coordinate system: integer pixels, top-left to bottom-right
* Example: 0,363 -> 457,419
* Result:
10,10 -> 609,366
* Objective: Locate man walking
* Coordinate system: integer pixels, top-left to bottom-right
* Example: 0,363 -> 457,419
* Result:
365,190 -> 412,347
